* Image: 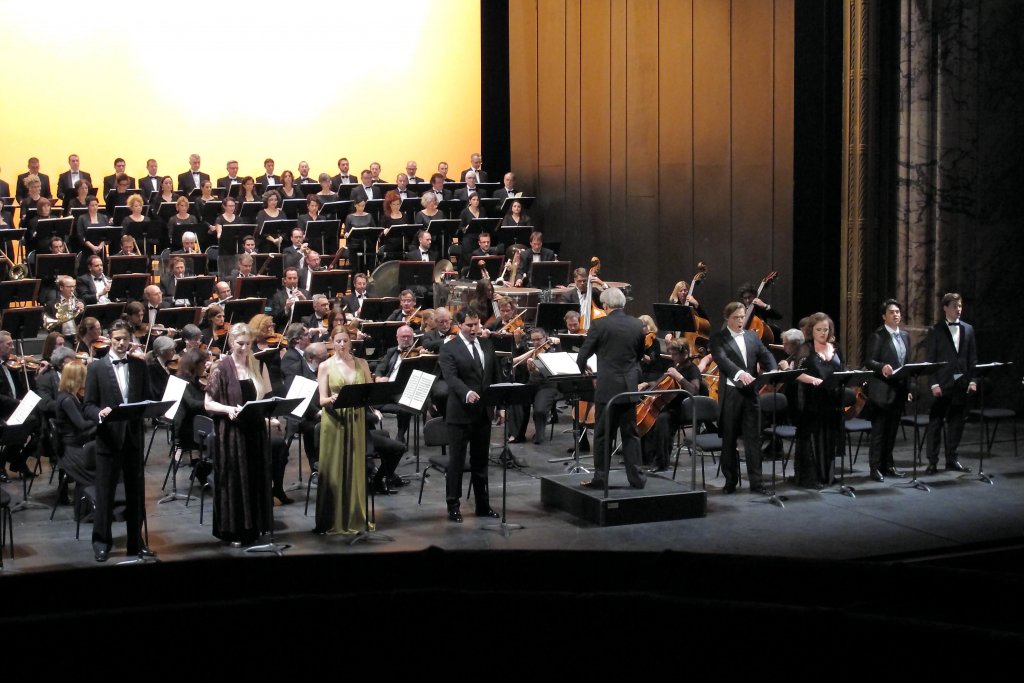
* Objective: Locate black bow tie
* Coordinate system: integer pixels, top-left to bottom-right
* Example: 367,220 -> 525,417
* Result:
148,305 -> 158,310
947,321 -> 960,327
111,358 -> 128,366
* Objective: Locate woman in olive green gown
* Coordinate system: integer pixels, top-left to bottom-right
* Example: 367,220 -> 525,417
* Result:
315,325 -> 372,535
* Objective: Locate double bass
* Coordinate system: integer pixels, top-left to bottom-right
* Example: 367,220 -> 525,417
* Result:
680,261 -> 711,358
580,257 -> 605,332
743,271 -> 778,345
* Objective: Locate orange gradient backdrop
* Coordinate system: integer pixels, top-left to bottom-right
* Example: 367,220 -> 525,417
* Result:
0,0 -> 480,191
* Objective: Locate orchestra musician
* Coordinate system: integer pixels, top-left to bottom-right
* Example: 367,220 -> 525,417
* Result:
576,287 -> 646,489
340,273 -> 369,320
284,342 -> 327,473
710,301 -> 778,494
438,309 -> 504,522
281,228 -> 306,271
45,276 -> 85,336
75,255 -> 112,305
0,330 -> 40,482
177,153 -> 209,194
512,231 -> 556,287
297,249 -> 322,291
52,359 -> 98,505
200,304 -> 226,347
114,233 -> 139,256
509,327 -> 561,446
373,325 -> 418,444
304,295 -> 331,340
924,292 -> 976,475
641,338 -> 708,473
667,279 -> 708,320
146,335 -> 176,401
560,268 -> 604,312
269,267 -> 309,330
864,299 -> 911,482
160,257 -> 191,306
738,282 -> 782,340
387,290 -> 421,329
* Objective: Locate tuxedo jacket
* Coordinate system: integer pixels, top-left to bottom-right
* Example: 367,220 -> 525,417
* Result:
710,328 -> 777,397
269,287 -> 310,328
341,292 -> 366,317
16,172 -> 51,199
279,346 -> 305,384
405,247 -> 437,262
330,173 -> 357,192
83,353 -> 150,452
925,319 -> 977,390
139,175 -> 163,196
439,335 -> 501,424
255,174 -> 279,192
423,188 -> 452,202
177,170 -> 210,194
216,176 -> 241,192
0,179 -> 10,198
57,170 -> 93,200
75,272 -> 107,305
460,169 -> 489,183
576,310 -> 646,404
454,187 -> 488,202
493,187 -> 518,201
865,326 -> 911,406
0,360 -> 26,418
350,185 -> 381,203
103,174 -> 136,193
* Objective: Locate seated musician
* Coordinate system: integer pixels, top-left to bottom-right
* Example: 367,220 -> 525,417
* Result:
564,310 -> 583,335
421,307 -> 456,353
147,335 -> 176,400
173,230 -> 201,257
52,359 -> 98,503
340,272 -> 368,320
465,279 -> 500,324
142,284 -> 177,337
248,313 -> 284,392
461,231 -> 500,279
405,228 -> 436,263
296,249 -> 322,291
667,279 -> 708,320
386,289 -> 422,330
513,231 -> 557,287
641,338 -> 709,473
738,282 -> 782,340
373,325 -> 418,443
114,233 -> 139,256
281,228 -> 306,271
160,256 -> 191,306
206,280 -> 233,306
75,255 -> 111,306
509,327 -> 562,447
559,267 -> 605,310
0,330 -> 40,482
283,342 -> 327,473
229,253 -> 254,291
483,296 -> 524,345
170,349 -> 211,482
45,275 -> 85,336
200,304 -> 225,347
280,322 -> 312,383
303,294 -> 331,341
638,314 -> 669,381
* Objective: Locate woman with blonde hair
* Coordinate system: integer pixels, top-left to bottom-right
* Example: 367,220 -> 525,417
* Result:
204,323 -> 274,544
53,360 -> 98,503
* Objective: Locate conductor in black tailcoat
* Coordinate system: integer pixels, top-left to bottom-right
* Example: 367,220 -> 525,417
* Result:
575,286 -> 647,489
924,292 -> 977,474
83,321 -> 152,562
864,298 -> 910,481
710,301 -> 777,494
438,309 -> 504,522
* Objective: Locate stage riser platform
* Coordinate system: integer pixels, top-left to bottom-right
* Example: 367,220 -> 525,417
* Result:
541,473 -> 707,526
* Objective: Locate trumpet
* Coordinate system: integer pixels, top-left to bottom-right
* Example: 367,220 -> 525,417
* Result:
0,247 -> 28,280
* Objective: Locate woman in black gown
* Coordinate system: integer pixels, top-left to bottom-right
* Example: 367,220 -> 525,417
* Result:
502,199 -> 531,227
255,190 -> 285,253
53,360 -> 97,504
378,190 -> 407,260
203,323 -> 274,545
793,312 -> 845,489
278,170 -> 303,202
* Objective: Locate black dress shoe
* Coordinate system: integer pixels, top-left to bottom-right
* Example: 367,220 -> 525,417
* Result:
870,469 -> 885,482
94,547 -> 109,563
882,467 -> 906,478
723,482 -> 737,494
580,479 -> 606,489
946,461 -> 972,473
925,464 -> 939,475
134,547 -> 157,559
17,466 -> 36,480
476,508 -> 500,518
273,489 -> 294,505
388,475 -> 409,488
750,485 -> 772,495
447,508 -> 463,523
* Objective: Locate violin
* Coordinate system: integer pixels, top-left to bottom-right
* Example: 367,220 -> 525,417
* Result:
405,306 -> 423,327
496,311 -> 526,335
5,355 -> 40,371
91,335 -> 111,351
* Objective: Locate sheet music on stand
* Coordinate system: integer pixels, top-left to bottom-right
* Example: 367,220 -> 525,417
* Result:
161,375 -> 189,420
5,391 -> 42,426
535,351 -> 594,377
285,375 -> 319,417
398,370 -> 436,411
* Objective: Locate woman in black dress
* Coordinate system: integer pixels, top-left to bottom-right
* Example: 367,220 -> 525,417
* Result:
213,196 -> 239,241
195,179 -> 220,249
315,173 -> 338,204
414,192 -> 442,230
238,176 -> 261,206
377,190 -> 408,260
502,198 -> 531,227
297,195 -> 322,232
53,360 -> 97,504
149,176 -> 178,221
203,323 -> 274,544
167,195 -> 196,248
77,196 -> 109,270
255,190 -> 285,253
278,170 -> 303,202
793,312 -> 845,489
172,349 -> 211,461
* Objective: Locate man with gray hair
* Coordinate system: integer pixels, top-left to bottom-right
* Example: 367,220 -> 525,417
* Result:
576,287 -> 647,489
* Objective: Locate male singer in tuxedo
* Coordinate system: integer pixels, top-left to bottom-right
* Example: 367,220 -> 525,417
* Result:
177,154 -> 210,194
454,171 -> 488,202
216,160 -> 241,193
513,231 -> 557,287
56,154 -> 92,202
405,230 -> 437,262
864,299 -> 910,482
83,321 -> 152,562
331,157 -> 357,191
439,310 -> 504,521
576,287 -> 647,489
341,272 -> 369,318
350,170 -> 381,202
459,153 -> 489,183
16,157 -> 51,199
255,158 -> 279,191
140,158 -> 162,197
405,161 -> 424,184
102,158 -> 135,194
924,292 -> 976,474
710,301 -> 778,494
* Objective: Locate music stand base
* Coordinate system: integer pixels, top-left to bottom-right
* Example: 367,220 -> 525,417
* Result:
968,471 -> 994,485
752,490 -> 787,508
11,499 -> 48,513
346,529 -> 395,546
117,555 -> 159,566
285,480 -> 305,492
244,542 -> 292,556
158,491 -> 193,504
897,478 -> 930,492
829,484 -> 856,498
483,521 -> 524,537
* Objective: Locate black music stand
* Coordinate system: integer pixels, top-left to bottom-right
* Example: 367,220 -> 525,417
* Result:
497,226 -> 532,249
479,197 -> 503,216
173,276 -> 215,307
35,217 -> 74,244
1,307 -> 43,339
235,275 -> 278,300
530,261 -> 572,291
653,303 -> 698,338
85,226 -> 123,250
123,221 -> 161,255
400,198 -> 422,215
252,254 -> 283,278
290,300 -> 314,325
0,280 -> 41,309
223,298 -> 267,324
752,368 -> 804,506
894,361 -> 947,492
83,303 -> 125,330
169,219 -> 199,249
382,224 -> 419,256
108,256 -> 149,276
155,307 -> 199,332
217,224 -> 251,257
239,202 -> 262,222
483,383 -> 536,536
466,255 -> 503,281
398,261 -> 435,292
109,274 -> 147,301
555,333 -> 587,353
258,219 -> 297,247
304,220 -> 341,257
198,200 -> 223,226
310,270 -> 350,298
535,302 -> 578,334
426,219 -> 460,261
465,218 -> 502,238
36,254 -> 78,282
107,400 -> 176,564
320,200 -> 352,219
174,253 -> 207,276
359,322 -> 402,360
357,299 -> 400,324
156,202 -> 177,223
282,198 -> 306,219
497,196 -> 535,214
823,370 -> 875,498
346,227 -> 383,273
331,383 -> 402,546
969,361 -> 1013,485
237,397 -> 303,556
